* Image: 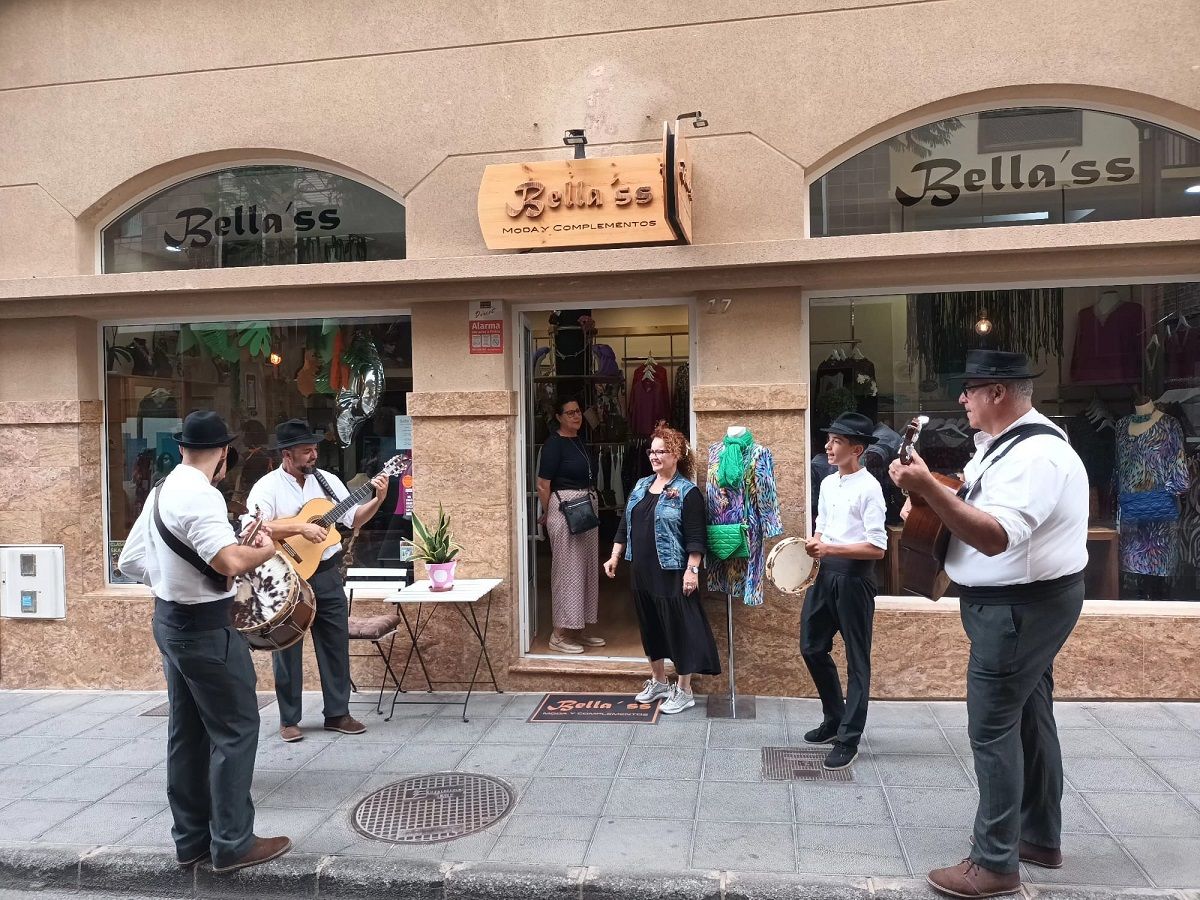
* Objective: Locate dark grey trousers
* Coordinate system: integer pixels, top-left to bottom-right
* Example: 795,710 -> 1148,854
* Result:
152,619 -> 259,869
273,564 -> 351,726
962,582 -> 1084,874
800,563 -> 876,748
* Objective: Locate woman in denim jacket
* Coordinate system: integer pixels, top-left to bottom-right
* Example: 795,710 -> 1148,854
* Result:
604,424 -> 720,713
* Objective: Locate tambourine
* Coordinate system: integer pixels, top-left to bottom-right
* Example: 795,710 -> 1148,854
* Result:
765,537 -> 820,594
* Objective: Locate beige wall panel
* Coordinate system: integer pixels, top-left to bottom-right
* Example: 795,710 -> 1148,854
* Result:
0,318 -> 96,402
696,289 -> 806,386
0,186 -> 83,280
411,301 -> 511,393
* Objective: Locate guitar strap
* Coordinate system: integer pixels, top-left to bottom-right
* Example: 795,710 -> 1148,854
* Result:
958,423 -> 1064,501
310,469 -> 339,503
150,480 -> 231,591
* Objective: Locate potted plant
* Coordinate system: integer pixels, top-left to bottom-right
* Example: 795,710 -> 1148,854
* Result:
404,504 -> 463,592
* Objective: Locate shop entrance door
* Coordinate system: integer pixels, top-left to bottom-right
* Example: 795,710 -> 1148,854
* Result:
520,315 -> 540,652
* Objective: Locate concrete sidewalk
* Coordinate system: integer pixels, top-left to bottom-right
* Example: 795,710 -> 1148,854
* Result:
0,689 -> 1198,898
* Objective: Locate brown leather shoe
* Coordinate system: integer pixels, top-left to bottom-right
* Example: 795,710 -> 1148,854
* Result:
928,858 -> 1021,898
211,835 -> 292,874
323,714 -> 366,735
176,849 -> 210,869
969,835 -> 1063,869
279,724 -> 303,742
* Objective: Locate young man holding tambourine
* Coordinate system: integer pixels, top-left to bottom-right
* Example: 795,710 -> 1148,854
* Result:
801,412 -> 888,771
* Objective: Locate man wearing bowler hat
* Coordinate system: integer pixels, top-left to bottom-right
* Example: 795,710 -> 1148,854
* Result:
800,411 -> 888,771
890,350 -> 1088,897
118,411 -> 291,873
243,419 -> 388,742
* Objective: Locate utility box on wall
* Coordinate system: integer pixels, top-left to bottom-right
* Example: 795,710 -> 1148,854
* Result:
0,545 -> 66,619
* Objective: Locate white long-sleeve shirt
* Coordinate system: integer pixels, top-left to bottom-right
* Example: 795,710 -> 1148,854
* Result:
815,467 -> 888,550
241,467 -> 358,562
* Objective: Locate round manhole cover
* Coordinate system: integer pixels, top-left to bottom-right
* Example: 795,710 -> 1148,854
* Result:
351,772 -> 515,843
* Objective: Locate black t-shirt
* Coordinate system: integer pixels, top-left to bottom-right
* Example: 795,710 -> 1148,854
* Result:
538,432 -> 594,490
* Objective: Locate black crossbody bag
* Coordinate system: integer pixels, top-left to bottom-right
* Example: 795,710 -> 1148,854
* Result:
554,437 -> 600,534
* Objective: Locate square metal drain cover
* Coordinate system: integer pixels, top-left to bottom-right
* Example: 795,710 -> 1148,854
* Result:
140,695 -> 276,717
761,746 -> 853,782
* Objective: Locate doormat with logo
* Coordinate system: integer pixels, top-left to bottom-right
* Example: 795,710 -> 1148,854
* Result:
527,693 -> 661,724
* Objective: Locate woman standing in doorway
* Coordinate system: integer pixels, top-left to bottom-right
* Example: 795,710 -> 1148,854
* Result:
537,396 -> 604,654
604,424 -> 719,714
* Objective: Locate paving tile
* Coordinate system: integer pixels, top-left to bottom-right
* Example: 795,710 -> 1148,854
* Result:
433,692 -> 513,717
0,711 -> 54,736
28,765 -> 140,802
104,769 -> 170,804
0,798 -> 89,840
1063,757 -> 1173,792
1086,702 -> 1180,729
703,748 -> 765,782
535,743 -> 625,778
87,738 -> 165,769
1144,757 -> 1200,793
886,787 -> 978,828
436,826 -> 500,861
502,813 -> 597,841
898,827 -> 971,876
114,806 -> 175,847
487,834 -> 587,867
708,722 -> 788,750
253,736 -> 330,769
20,712 -> 116,739
0,735 -> 62,765
47,801 -> 166,844
379,742 -> 472,773
553,723 -> 636,746
0,692 -> 40,713
698,780 -> 793,822
302,739 -> 398,772
631,721 -> 707,746
940,727 -> 974,760
0,764 -> 77,799
292,806 -> 390,857
258,770 -> 370,809
77,694 -> 158,716
459,743 -> 548,777
1079,790 -> 1200,836
1165,703 -> 1200,731
792,782 -> 892,826
693,820 -> 794,873
1060,791 -> 1105,833
482,718 -> 560,745
619,745 -> 703,780
1106,727 -> 1200,759
1025,833 -> 1151,887
346,716 -> 442,743
515,777 -> 612,817
604,777 -> 699,819
862,702 -> 937,728
928,702 -> 969,727
1120,836 -> 1200,889
874,755 -> 973,788
386,840 -> 448,861
750,697 -> 787,722
81,715 -> 162,741
19,693 -> 97,715
794,823 -> 907,877
500,694 -> 546,719
1053,703 -> 1103,728
588,816 -> 693,871
1058,728 -> 1134,757
781,698 -> 825,723
864,726 -> 954,755
248,805 -> 334,843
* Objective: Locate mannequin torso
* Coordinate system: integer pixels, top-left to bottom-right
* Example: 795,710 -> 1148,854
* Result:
1128,401 -> 1163,437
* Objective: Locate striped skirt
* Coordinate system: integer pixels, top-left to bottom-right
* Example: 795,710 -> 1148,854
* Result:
546,490 -> 599,630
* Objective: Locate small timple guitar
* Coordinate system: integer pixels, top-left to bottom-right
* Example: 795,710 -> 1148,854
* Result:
897,416 -> 963,601
272,456 -> 405,580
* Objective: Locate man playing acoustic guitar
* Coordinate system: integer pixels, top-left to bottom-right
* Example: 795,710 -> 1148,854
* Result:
889,350 -> 1088,899
244,419 -> 388,742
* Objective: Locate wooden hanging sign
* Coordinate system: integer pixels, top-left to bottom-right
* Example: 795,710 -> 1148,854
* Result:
477,133 -> 693,250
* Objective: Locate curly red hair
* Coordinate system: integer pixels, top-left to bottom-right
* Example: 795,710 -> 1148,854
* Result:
650,423 -> 695,481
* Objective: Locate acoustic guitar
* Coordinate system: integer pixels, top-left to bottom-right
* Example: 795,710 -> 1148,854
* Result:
897,416 -> 963,600
273,455 -> 405,580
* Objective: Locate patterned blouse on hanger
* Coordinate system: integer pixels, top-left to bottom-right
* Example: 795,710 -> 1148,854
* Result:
1115,413 -> 1190,577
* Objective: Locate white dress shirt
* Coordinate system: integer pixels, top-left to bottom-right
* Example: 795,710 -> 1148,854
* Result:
117,465 -> 238,604
944,408 -> 1089,587
242,467 -> 358,562
815,467 -> 888,550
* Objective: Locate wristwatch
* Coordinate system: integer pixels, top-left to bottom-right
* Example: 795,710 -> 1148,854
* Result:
687,565 -> 700,574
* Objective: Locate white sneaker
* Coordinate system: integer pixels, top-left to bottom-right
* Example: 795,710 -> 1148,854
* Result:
549,634 -> 584,654
635,678 -> 671,703
660,685 -> 695,715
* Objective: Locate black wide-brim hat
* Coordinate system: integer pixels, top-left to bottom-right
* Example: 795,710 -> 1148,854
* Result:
173,410 -> 239,448
953,349 -> 1044,381
272,418 -> 323,450
821,411 -> 879,444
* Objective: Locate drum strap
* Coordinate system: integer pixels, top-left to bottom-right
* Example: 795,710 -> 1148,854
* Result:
150,481 -> 230,592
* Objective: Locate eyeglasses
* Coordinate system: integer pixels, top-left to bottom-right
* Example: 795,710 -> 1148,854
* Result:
961,382 -> 999,396
561,409 -> 583,416
647,449 -> 671,457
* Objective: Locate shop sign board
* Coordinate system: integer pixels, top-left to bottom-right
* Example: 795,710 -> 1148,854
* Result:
469,300 -> 504,354
477,130 -> 693,250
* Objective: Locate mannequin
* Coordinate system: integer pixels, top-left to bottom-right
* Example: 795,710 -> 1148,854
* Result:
727,425 -> 747,437
1128,396 -> 1163,437
1070,289 -> 1143,385
1094,289 -> 1123,324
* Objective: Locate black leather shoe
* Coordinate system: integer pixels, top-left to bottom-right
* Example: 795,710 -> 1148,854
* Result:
804,721 -> 839,744
823,741 -> 859,770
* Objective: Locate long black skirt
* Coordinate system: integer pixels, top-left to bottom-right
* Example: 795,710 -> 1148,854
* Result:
631,567 -> 722,676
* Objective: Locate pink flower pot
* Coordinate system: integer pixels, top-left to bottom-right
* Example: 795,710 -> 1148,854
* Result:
426,561 -> 457,592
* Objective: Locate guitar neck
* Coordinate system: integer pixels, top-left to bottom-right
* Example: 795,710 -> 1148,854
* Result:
316,481 -> 377,528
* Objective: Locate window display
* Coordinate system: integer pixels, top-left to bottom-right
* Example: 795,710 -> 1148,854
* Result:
810,283 -> 1200,601
104,316 -> 413,583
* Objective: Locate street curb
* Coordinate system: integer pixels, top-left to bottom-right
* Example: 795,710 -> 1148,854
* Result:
0,845 -> 1191,900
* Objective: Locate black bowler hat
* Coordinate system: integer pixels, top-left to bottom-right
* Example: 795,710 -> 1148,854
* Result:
954,349 -> 1043,381
822,412 -> 879,444
272,418 -> 323,450
173,411 -> 238,448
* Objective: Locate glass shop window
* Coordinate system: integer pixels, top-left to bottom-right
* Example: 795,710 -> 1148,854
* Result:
809,107 -> 1200,237
809,283 -> 1200,601
104,317 -> 414,582
101,165 -> 406,273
